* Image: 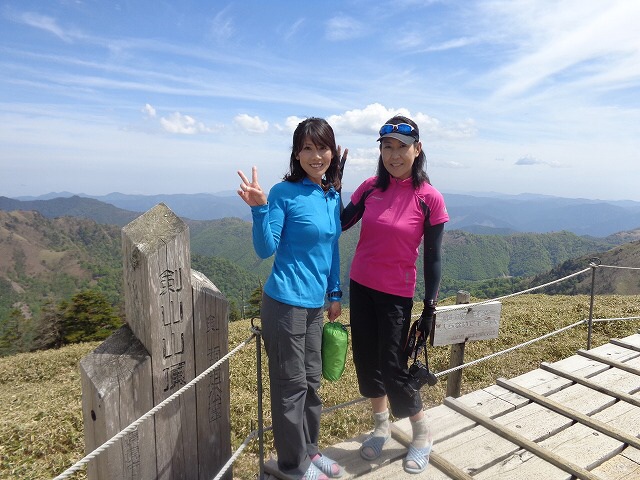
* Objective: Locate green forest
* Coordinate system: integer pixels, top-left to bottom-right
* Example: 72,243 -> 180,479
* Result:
0,210 -> 633,357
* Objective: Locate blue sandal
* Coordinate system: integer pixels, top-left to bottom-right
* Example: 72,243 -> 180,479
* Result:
301,462 -> 328,480
403,442 -> 433,474
359,435 -> 390,461
311,453 -> 344,478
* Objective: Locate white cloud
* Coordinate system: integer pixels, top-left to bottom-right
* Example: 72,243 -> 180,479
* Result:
234,114 -> 269,134
327,103 -> 477,140
13,11 -> 74,42
210,6 -> 235,42
434,160 -> 467,169
423,37 -> 476,52
283,18 -> 305,41
325,15 -> 365,41
514,155 -> 562,167
481,1 -> 640,98
328,103 -> 399,134
343,147 -> 379,172
160,112 -> 211,134
142,103 -> 156,118
284,116 -> 305,132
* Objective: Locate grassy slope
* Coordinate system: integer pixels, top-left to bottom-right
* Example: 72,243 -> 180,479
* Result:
2,294 -> 640,480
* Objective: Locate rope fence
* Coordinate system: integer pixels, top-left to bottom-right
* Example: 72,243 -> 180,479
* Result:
52,260 -> 640,479
53,333 -> 258,480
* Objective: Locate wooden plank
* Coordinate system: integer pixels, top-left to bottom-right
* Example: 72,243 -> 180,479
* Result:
594,367 -> 640,395
482,384 -> 529,409
591,455 -> 640,480
610,338 -> 640,353
585,342 -> 640,361
295,433 -> 409,479
577,349 -> 640,376
494,401 -> 573,442
390,423 -> 473,480
622,446 -> 640,467
496,378 -> 640,450
473,450 -> 571,479
506,368 -> 574,396
537,421 -> 623,470
324,435 -> 402,478
433,420 -> 522,473
540,362 -> 640,408
543,381 -> 615,416
443,396 -> 601,480
591,400 -> 640,442
550,354 -> 611,378
455,387 -> 519,419
406,405 -> 478,443
362,460 -> 455,479
477,422 -> 622,480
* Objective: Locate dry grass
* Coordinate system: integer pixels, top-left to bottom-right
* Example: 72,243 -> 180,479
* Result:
1,294 -> 639,479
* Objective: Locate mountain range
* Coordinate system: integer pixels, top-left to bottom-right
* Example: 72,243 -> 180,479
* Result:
7,191 -> 640,237
3,193 -> 640,323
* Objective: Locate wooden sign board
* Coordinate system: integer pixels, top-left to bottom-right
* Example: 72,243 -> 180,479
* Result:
431,301 -> 501,346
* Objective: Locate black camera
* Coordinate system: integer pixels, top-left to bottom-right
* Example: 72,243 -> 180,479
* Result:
402,360 -> 438,395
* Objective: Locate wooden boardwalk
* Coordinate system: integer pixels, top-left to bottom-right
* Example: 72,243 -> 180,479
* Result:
265,332 -> 640,479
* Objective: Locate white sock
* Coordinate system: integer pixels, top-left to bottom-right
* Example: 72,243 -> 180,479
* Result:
372,410 -> 390,438
410,416 -> 432,449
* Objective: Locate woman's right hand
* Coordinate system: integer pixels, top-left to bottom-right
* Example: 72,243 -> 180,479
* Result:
237,166 -> 267,206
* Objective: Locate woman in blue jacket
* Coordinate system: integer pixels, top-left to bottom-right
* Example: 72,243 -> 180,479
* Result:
237,117 -> 345,480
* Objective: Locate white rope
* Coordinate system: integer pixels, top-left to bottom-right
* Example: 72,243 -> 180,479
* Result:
53,334 -> 257,480
591,316 -> 640,323
211,429 -> 258,480
598,264 -> 640,270
438,267 -> 592,313
435,319 -> 587,377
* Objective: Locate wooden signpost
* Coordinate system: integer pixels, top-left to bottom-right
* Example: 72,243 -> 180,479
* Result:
431,291 -> 502,398
80,203 -> 231,480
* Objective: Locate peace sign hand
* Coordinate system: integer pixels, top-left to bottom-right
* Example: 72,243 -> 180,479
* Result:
237,166 -> 267,207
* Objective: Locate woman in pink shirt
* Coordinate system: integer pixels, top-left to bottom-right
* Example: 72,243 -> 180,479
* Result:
341,115 -> 449,474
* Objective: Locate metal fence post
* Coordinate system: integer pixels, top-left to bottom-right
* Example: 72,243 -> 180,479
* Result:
587,258 -> 600,350
251,321 -> 265,480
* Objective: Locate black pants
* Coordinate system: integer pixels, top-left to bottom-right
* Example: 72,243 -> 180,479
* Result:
349,279 -> 423,418
260,293 -> 323,478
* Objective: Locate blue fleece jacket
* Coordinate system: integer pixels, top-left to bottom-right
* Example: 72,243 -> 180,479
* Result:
251,178 -> 341,308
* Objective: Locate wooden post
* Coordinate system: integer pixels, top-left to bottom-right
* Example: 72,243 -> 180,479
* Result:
446,291 -> 470,398
191,270 -> 231,480
121,203 -> 198,480
81,203 -> 230,480
80,325 -> 156,480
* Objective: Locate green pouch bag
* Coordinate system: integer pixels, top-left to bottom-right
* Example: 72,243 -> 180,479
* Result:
322,322 -> 348,381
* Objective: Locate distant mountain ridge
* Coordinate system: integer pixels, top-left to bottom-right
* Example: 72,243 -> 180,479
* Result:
3,203 -> 640,337
8,191 -> 640,237
443,193 -> 640,236
0,196 -> 140,226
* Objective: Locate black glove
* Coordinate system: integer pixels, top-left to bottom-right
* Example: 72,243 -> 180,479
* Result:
418,301 -> 437,337
337,147 -> 348,181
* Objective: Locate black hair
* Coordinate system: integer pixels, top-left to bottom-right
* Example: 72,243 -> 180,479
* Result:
284,117 -> 341,192
375,115 -> 430,190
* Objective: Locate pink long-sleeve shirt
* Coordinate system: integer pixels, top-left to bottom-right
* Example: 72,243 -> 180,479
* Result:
349,176 -> 449,297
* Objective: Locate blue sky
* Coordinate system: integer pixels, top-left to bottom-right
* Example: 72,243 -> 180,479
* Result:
1,1 -> 640,201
